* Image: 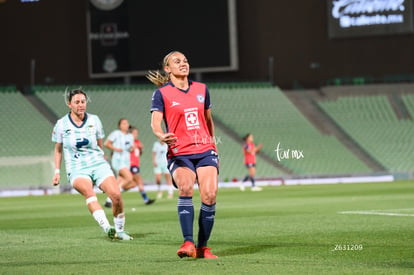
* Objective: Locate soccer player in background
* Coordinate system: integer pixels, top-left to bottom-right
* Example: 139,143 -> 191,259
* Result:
129,126 -> 155,205
103,118 -> 135,208
152,140 -> 174,199
148,51 -> 219,259
241,133 -> 263,191
52,89 -> 132,240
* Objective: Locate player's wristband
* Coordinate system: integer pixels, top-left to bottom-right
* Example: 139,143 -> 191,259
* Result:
55,169 -> 60,174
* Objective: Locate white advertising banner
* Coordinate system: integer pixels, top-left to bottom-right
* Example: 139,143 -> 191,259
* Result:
327,0 -> 414,38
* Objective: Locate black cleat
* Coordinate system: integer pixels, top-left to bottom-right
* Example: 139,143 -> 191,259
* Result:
145,199 -> 155,205
104,201 -> 112,208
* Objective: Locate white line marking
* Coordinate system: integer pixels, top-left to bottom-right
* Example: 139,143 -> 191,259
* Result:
338,208 -> 414,217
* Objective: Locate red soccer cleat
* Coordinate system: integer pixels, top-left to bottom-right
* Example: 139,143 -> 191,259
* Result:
177,241 -> 196,258
196,246 -> 218,259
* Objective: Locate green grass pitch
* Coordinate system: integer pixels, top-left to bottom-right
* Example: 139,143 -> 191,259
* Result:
1,181 -> 414,274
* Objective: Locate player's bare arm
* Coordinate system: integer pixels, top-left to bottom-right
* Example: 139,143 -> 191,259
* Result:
151,111 -> 177,146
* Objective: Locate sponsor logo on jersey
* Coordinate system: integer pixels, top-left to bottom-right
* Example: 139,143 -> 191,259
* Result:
76,137 -> 90,149
184,107 -> 200,130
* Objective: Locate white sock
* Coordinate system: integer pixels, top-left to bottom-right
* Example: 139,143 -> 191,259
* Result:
92,209 -> 111,233
113,212 -> 125,233
168,185 -> 174,195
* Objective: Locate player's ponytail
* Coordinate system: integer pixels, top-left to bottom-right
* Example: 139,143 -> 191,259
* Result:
146,70 -> 170,87
146,51 -> 183,87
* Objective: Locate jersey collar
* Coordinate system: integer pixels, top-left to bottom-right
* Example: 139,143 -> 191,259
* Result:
168,80 -> 193,93
68,112 -> 88,128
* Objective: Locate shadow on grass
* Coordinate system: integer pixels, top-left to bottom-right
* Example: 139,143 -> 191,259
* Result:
97,231 -> 157,242
130,232 -> 156,239
218,243 -> 278,257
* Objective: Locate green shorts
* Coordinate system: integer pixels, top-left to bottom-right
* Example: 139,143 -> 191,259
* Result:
154,164 -> 169,174
111,157 -> 130,175
68,162 -> 115,187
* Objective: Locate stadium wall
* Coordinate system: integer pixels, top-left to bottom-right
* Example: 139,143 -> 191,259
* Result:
1,1 -> 414,89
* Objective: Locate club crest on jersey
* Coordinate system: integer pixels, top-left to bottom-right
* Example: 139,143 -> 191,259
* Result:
87,125 -> 96,135
184,107 -> 200,130
197,94 -> 205,103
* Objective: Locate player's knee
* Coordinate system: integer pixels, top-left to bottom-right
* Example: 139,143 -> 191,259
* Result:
202,191 -> 217,205
178,182 -> 194,196
125,175 -> 133,184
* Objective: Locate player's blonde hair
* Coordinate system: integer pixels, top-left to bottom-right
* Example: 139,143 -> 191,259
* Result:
146,51 -> 184,87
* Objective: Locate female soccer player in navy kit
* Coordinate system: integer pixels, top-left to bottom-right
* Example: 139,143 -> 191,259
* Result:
52,89 -> 132,240
149,51 -> 219,259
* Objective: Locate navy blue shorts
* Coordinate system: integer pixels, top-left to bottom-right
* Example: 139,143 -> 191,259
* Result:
168,150 -> 219,188
130,166 -> 140,174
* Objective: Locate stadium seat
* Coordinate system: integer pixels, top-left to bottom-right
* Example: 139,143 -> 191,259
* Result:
319,95 -> 414,172
211,86 -> 371,175
34,84 -> 282,182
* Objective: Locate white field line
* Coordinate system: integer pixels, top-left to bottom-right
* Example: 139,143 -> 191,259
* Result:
338,208 -> 414,217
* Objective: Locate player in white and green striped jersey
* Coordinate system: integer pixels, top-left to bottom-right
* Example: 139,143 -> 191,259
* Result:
51,89 -> 132,241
